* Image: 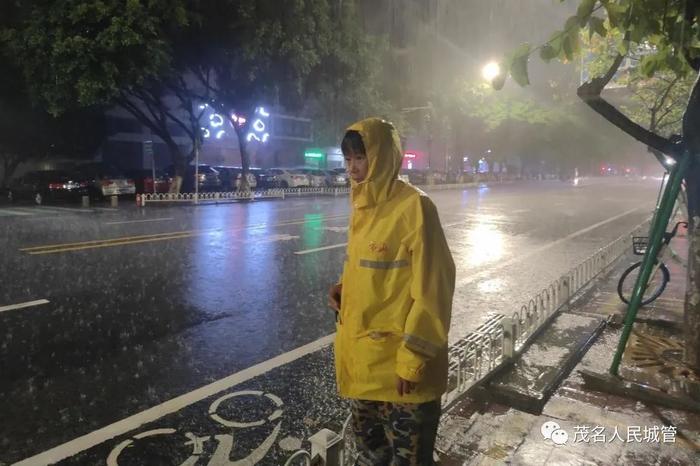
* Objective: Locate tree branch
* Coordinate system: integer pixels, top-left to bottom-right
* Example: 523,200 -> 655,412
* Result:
682,0 -> 700,72
655,75 -> 681,111
577,53 -> 680,157
116,94 -> 164,136
658,116 -> 683,132
656,103 -> 679,127
129,89 -> 167,129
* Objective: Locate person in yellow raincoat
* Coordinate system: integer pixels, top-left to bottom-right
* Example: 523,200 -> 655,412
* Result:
328,118 -> 455,465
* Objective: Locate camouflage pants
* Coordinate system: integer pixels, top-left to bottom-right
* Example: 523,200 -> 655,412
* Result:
349,399 -> 441,466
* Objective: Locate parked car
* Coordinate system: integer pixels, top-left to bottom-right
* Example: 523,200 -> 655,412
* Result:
254,168 -> 280,189
215,166 -> 257,191
400,169 -> 427,185
6,170 -> 89,204
125,169 -> 170,193
72,163 -> 136,198
325,169 -> 349,187
299,168 -> 327,187
264,168 -> 310,188
165,164 -> 221,192
428,170 -> 447,183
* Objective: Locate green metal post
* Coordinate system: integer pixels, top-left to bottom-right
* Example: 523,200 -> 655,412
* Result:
609,153 -> 690,376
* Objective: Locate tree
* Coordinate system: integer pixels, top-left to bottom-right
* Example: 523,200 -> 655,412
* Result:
581,26 -> 695,167
305,1 -> 404,147
497,0 -> 700,370
181,0 -> 337,191
0,42 -> 104,186
432,78 -> 626,177
2,0 -> 197,180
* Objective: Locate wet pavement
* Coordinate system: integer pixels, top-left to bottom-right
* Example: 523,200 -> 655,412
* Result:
0,179 -> 662,464
436,225 -> 700,465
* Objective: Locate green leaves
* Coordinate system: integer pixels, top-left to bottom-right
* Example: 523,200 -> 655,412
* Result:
5,0 -> 187,113
492,70 -> 507,91
510,43 -> 531,86
562,33 -> 580,61
604,2 -> 628,29
576,0 -> 597,26
588,16 -> 607,39
639,51 -> 665,77
540,43 -> 558,62
490,43 -> 531,89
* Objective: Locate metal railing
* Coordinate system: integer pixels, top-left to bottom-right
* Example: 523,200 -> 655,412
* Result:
284,222 -> 645,465
136,177 -> 526,206
137,187 -> 352,205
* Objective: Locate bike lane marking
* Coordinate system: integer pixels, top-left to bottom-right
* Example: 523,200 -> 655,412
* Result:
0,299 -> 50,314
13,334 -> 335,466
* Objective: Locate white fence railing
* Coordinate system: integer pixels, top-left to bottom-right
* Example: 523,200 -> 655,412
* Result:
284,222 -> 645,465
135,177 -> 528,206
137,187 -> 352,206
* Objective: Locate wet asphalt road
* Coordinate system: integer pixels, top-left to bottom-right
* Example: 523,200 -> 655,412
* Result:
0,179 -> 660,464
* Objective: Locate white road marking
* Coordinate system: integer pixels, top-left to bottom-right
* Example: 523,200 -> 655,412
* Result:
315,226 -> 349,233
0,208 -> 33,216
1,207 -> 93,219
294,242 -> 347,255
34,207 -> 84,214
247,234 -> 300,244
457,207 -> 644,287
13,334 -> 336,466
105,218 -> 174,225
0,299 -> 50,314
35,206 -> 94,213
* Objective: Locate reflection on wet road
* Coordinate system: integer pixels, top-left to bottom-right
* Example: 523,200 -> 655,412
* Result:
0,179 -> 660,463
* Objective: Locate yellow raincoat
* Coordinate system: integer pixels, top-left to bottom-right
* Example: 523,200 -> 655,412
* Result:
335,118 -> 456,403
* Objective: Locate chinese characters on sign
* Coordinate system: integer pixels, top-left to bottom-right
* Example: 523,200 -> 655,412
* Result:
572,425 -> 676,444
541,421 -> 676,446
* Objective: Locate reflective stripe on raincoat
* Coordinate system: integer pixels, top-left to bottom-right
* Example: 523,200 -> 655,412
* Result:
335,117 -> 456,403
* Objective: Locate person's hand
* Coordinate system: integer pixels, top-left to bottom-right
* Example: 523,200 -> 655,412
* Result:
328,283 -> 342,312
396,377 -> 416,396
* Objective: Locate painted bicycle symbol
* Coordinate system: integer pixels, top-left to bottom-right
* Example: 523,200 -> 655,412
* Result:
107,390 -> 285,466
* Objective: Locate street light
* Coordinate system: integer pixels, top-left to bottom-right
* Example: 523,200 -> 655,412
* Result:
482,62 -> 500,82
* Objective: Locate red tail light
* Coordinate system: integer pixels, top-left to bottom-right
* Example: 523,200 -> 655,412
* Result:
101,179 -> 115,186
80,181 -> 89,188
48,183 -> 63,190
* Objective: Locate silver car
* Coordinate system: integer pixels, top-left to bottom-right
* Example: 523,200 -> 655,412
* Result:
73,163 -> 136,198
325,169 -> 348,186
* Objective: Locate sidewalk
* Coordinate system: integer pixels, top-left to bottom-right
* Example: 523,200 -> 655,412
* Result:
436,232 -> 700,465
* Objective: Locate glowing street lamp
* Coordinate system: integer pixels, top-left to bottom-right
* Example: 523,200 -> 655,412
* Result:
482,62 -> 501,82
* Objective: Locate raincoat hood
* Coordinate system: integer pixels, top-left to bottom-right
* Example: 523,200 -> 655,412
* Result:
347,118 -> 403,208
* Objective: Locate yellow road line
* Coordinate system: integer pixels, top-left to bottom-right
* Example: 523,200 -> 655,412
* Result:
21,214 -> 350,254
27,233 -> 198,255
20,229 -> 207,252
